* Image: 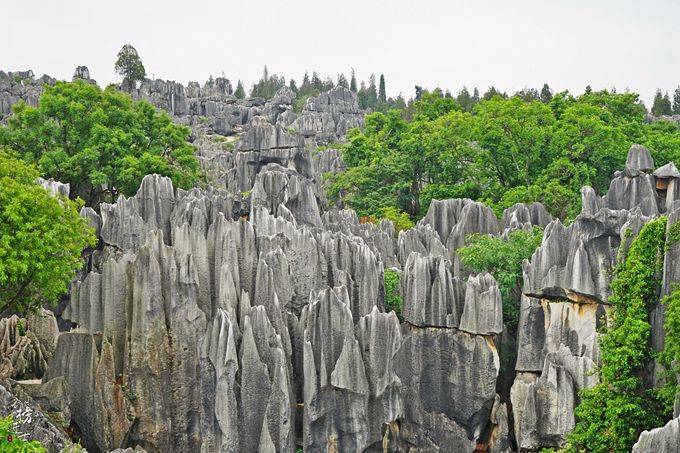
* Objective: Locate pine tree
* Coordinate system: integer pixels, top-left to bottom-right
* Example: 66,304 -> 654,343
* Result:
673,87 -> 680,114
378,74 -> 387,103
652,89 -> 672,115
350,69 -> 358,93
662,92 -> 673,115
651,89 -> 664,115
311,72 -> 323,91
472,87 -> 480,105
337,74 -> 348,89
234,80 -> 245,99
367,74 -> 378,107
301,71 -> 311,91
585,85 -> 593,94
457,87 -> 472,111
540,83 -> 553,103
483,86 -> 506,100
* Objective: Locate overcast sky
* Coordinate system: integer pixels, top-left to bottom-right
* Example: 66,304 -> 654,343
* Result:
3,0 -> 679,106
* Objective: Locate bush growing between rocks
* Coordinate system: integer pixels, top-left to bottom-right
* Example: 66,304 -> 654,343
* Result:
567,216 -> 669,453
384,268 -> 403,320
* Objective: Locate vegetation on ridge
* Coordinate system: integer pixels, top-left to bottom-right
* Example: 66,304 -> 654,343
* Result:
0,80 -> 200,206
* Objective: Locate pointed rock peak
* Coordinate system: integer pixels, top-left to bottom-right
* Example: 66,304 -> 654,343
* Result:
625,144 -> 654,176
654,161 -> 680,179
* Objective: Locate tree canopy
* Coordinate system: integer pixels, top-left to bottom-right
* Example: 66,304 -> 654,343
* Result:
0,152 -> 96,315
114,44 -> 146,88
0,80 -> 200,205
328,88 -> 680,221
458,227 -> 543,330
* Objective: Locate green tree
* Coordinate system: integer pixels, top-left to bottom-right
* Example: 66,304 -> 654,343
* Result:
378,74 -> 387,103
0,152 -> 96,315
458,227 -> 543,330
0,81 -> 199,205
384,268 -> 403,319
471,87 -> 480,106
457,87 -> 472,111
331,88 -> 680,222
515,87 -> 540,102
568,217 -> 669,453
483,86 -> 506,100
540,83 -> 553,103
250,66 -> 285,99
673,86 -> 680,114
288,79 -> 298,93
114,44 -> 146,90
652,89 -> 673,115
311,71 -> 323,91
234,80 -> 245,99
337,73 -> 348,89
349,69 -> 357,93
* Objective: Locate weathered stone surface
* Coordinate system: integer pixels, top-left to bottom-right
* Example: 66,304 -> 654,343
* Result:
515,295 -> 546,372
0,383 -> 73,453
625,144 -> 655,177
290,87 -> 364,145
355,307 -> 404,448
393,327 -> 499,450
397,223 -> 448,266
632,416 -> 680,453
250,163 -> 322,228
523,208 -> 641,304
37,177 -> 70,198
487,395 -> 512,453
301,286 -> 370,452
4,377 -> 71,424
313,148 -> 346,176
402,252 -> 459,328
0,315 -> 53,380
502,202 -> 552,232
323,209 -> 399,269
459,272 -> 504,335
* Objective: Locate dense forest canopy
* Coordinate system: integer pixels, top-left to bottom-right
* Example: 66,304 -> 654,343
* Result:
328,88 -> 680,221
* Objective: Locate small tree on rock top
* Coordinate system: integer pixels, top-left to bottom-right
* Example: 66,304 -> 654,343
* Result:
115,44 -> 146,91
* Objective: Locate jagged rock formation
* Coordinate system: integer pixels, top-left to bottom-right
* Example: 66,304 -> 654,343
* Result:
0,311 -> 59,380
37,171 -> 508,452
290,87 -> 365,146
0,70 -> 55,120
633,416 -> 680,452
5,66 -> 680,452
510,143 -> 680,451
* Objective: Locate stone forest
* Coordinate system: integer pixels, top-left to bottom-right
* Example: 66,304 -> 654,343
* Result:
1,50 -> 680,452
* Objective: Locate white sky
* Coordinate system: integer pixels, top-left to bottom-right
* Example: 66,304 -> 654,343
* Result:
3,0 -> 679,106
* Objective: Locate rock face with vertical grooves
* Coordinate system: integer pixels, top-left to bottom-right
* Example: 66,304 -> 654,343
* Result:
40,171 -> 509,452
633,417 -> 680,453
459,272 -> 504,335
